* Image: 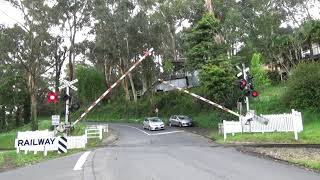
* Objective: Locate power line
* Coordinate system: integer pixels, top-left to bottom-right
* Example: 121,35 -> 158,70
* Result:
0,8 -> 27,31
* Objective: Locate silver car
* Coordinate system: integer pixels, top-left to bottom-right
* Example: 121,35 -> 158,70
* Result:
143,117 -> 165,131
169,115 -> 193,127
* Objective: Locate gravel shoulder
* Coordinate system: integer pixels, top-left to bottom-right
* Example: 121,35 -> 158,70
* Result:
237,147 -> 320,172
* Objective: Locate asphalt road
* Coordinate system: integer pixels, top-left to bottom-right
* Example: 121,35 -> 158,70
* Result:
0,124 -> 319,180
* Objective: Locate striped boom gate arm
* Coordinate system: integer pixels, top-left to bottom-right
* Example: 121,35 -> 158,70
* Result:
73,48 -> 154,126
158,79 -> 241,117
158,79 -> 269,125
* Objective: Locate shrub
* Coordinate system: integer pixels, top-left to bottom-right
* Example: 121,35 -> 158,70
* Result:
284,62 -> 320,110
267,71 -> 281,85
250,53 -> 270,89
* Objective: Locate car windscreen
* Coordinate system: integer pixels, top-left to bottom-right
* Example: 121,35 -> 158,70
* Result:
178,116 -> 189,119
150,118 -> 161,122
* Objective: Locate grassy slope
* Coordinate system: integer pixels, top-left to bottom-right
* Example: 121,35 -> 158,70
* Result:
214,85 -> 320,144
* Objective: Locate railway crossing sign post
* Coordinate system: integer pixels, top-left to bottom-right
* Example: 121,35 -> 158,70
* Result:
59,79 -> 78,126
237,64 -> 250,112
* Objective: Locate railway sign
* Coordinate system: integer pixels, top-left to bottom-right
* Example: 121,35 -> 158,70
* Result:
52,115 -> 60,126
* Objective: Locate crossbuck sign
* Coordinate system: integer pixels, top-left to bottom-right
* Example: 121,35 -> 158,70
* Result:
59,79 -> 78,125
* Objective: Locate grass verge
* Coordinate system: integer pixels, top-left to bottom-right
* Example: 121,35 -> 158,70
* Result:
293,160 -> 320,171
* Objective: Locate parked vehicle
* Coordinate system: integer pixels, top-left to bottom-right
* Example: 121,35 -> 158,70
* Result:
169,115 -> 193,127
143,117 -> 165,131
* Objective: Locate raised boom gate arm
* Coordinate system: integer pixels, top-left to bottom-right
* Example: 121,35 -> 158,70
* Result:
158,79 -> 269,125
72,48 -> 154,127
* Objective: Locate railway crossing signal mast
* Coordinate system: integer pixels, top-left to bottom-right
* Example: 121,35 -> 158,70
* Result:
59,79 -> 78,124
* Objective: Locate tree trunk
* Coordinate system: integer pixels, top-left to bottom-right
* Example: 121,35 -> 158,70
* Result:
15,106 -> 21,127
119,67 -> 130,101
23,96 -> 31,124
205,0 -> 214,14
128,72 -> 137,102
0,106 -> 5,132
168,24 -> 177,61
141,73 -> 148,94
28,73 -> 38,130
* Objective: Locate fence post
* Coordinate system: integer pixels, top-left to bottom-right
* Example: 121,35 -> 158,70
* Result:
99,126 -> 103,140
223,120 -> 227,141
44,146 -> 47,156
292,109 -> 299,140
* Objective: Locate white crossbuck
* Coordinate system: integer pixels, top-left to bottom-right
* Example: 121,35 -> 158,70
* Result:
59,79 -> 78,91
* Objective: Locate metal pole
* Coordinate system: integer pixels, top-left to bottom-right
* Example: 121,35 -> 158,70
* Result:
242,63 -> 250,111
65,86 -> 69,124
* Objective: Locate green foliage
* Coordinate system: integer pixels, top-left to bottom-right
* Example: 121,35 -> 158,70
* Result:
267,71 -> 281,85
163,59 -> 174,75
76,65 -> 106,105
284,62 -> 320,110
250,85 -> 287,114
185,13 -> 226,69
250,53 -> 270,89
199,58 -> 238,107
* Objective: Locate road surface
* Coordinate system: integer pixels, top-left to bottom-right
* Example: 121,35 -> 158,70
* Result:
0,124 -> 319,180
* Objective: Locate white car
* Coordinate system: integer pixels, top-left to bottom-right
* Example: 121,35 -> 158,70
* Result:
143,117 -> 165,131
169,115 -> 193,127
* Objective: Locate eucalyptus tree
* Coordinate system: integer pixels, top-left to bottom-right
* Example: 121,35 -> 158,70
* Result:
51,0 -> 93,81
3,0 -> 54,130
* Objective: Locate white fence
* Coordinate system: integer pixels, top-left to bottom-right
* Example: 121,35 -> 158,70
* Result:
67,135 -> 87,149
15,129 -> 88,156
85,124 -> 108,140
223,109 -> 303,141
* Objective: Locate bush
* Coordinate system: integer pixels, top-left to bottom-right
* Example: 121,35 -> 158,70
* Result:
284,62 -> 320,110
267,71 -> 281,85
250,53 -> 270,89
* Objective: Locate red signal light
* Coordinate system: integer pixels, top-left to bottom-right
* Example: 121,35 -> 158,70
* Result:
47,92 -> 58,103
252,91 -> 259,97
241,80 -> 247,86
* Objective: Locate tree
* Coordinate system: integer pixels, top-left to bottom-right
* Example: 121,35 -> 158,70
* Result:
52,0 -> 93,81
199,56 -> 237,107
2,0 -> 54,130
76,65 -> 105,104
250,53 -> 270,89
184,13 -> 226,70
0,64 -> 29,131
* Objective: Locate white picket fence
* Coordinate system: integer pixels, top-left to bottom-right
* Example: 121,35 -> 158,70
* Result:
223,109 -> 303,141
67,135 -> 87,149
85,124 -> 108,140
